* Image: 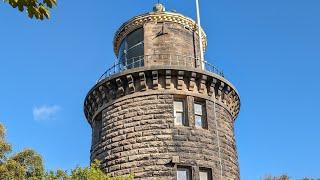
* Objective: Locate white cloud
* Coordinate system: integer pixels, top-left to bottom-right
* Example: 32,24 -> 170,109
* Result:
33,105 -> 61,121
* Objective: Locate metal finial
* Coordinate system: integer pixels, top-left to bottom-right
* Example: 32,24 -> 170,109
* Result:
153,3 -> 165,12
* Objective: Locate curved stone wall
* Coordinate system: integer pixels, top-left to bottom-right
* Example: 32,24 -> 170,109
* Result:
90,94 -> 239,180
143,22 -> 201,68
84,67 -> 240,180
113,11 -> 208,56
84,67 -> 240,122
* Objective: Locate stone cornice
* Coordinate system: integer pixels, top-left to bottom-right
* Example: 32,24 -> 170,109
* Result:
113,11 -> 208,56
84,67 -> 240,124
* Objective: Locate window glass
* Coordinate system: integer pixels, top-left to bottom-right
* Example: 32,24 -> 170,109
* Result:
194,103 -> 203,115
194,102 -> 206,129
127,42 -> 143,66
118,28 -> 144,69
177,167 -> 191,180
195,115 -> 203,128
93,114 -> 102,145
127,28 -> 143,48
118,40 -> 126,64
175,112 -> 183,125
174,101 -> 184,112
199,171 -> 208,180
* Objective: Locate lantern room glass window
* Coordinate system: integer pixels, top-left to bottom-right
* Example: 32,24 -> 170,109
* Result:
118,28 -> 144,69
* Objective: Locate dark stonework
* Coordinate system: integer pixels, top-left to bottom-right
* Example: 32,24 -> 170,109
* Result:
84,4 -> 241,180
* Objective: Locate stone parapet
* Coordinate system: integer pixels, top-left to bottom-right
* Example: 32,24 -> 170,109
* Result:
84,67 -> 240,125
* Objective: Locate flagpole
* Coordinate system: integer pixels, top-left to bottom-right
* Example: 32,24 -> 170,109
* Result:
195,0 -> 204,69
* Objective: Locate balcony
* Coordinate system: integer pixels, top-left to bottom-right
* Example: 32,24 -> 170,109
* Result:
97,54 -> 224,83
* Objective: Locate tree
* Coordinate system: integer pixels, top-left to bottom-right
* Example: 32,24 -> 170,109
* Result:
45,160 -> 133,180
300,178 -> 320,180
10,149 -> 44,179
262,175 -> 320,180
3,0 -> 57,20
0,123 -> 11,163
0,123 -> 44,179
262,175 -> 290,180
0,123 -> 133,180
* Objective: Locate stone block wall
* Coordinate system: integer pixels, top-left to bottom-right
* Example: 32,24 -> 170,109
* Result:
88,86 -> 239,179
144,22 -> 201,68
113,12 -> 207,57
85,7 -> 241,180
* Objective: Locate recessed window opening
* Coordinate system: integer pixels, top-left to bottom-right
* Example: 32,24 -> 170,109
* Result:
93,113 -> 102,146
174,100 -> 187,126
199,168 -> 212,180
194,102 -> 206,129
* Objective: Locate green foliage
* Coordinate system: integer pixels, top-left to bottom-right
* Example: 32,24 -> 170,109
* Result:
0,123 -> 134,180
0,123 -> 28,180
0,123 -> 44,179
10,149 -> 44,179
3,0 -> 57,20
262,174 -> 290,180
0,158 -> 25,180
0,124 -> 12,163
262,175 -> 320,180
45,160 -> 134,180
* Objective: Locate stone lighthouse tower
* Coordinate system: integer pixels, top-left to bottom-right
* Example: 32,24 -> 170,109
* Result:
84,3 -> 240,180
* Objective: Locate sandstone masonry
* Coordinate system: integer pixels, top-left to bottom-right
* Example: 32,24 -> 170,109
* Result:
84,4 -> 241,180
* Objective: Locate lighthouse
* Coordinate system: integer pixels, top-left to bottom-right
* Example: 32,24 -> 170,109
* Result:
84,3 -> 241,180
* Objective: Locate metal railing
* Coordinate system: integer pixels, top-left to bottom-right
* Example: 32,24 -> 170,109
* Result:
97,54 -> 224,83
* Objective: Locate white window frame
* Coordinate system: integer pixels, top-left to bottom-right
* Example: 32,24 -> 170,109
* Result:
199,168 -> 212,180
177,166 -> 192,180
174,100 -> 186,126
194,102 -> 206,129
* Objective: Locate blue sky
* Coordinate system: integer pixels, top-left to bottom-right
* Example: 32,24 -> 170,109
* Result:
1,0 -> 320,179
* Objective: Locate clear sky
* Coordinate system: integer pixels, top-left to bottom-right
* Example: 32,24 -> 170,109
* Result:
1,0 -> 319,179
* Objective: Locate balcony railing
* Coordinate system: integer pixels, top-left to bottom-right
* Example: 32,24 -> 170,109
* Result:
97,54 -> 224,83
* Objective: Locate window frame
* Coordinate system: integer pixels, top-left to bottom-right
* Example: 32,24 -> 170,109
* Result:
174,99 -> 187,126
194,101 -> 207,129
93,113 -> 102,146
118,27 -> 144,69
177,166 -> 192,180
199,167 -> 212,180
